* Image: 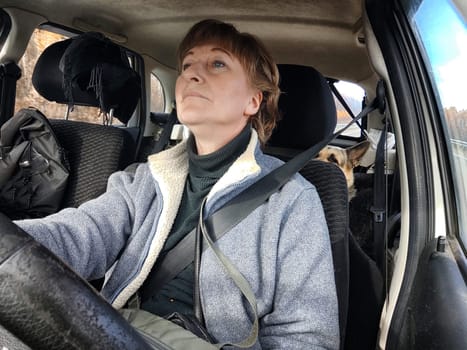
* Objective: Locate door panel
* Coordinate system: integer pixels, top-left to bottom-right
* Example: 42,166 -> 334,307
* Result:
396,237 -> 467,349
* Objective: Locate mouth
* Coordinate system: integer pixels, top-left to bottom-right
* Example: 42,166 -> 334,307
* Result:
182,91 -> 209,101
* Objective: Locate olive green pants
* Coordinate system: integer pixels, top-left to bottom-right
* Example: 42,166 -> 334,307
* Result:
120,308 -> 220,350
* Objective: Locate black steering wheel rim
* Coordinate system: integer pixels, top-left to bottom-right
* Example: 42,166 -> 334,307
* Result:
0,213 -> 152,350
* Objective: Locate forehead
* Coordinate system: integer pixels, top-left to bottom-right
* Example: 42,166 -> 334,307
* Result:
183,44 -> 232,58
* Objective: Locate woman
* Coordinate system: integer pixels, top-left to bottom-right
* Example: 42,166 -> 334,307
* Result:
17,19 -> 339,349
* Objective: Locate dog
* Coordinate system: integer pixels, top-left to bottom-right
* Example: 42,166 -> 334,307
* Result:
316,140 -> 374,257
316,140 -> 371,200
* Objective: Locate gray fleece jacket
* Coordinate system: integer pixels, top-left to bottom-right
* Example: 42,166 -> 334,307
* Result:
17,130 -> 339,349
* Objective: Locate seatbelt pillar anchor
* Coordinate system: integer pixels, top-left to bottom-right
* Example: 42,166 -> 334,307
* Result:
374,80 -> 387,114
370,206 -> 385,223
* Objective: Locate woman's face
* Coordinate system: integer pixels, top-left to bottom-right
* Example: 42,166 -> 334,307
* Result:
175,43 -> 261,144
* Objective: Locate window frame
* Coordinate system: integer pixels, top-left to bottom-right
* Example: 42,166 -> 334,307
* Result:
149,72 -> 166,113
402,0 -> 467,250
0,9 -> 11,50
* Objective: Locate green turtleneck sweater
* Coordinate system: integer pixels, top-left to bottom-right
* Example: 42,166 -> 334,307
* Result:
140,125 -> 251,316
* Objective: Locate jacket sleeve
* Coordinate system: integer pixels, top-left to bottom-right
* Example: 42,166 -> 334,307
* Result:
260,187 -> 340,350
14,163 -> 152,281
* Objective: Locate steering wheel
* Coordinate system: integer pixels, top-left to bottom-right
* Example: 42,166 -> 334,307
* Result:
0,213 -> 152,350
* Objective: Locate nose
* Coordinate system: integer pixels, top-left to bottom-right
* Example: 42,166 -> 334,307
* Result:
181,61 -> 205,83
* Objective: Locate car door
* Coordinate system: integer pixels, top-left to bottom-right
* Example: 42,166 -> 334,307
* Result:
366,0 -> 467,349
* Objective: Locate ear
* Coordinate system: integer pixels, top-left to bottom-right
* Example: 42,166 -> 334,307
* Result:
347,140 -> 371,167
245,90 -> 263,116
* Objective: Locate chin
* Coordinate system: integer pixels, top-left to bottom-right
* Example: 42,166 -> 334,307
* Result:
177,109 -> 209,124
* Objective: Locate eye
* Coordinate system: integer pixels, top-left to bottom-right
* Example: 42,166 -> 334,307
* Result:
327,154 -> 338,164
182,62 -> 191,71
212,60 -> 226,69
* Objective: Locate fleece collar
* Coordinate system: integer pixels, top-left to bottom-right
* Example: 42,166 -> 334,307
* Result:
148,129 -> 262,206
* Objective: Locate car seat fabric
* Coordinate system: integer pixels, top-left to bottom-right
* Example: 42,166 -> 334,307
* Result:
299,160 -> 350,346
268,64 -> 384,350
30,33 -> 139,209
49,119 -> 135,208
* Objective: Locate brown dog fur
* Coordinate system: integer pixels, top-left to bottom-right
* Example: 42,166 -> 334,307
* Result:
316,140 -> 371,199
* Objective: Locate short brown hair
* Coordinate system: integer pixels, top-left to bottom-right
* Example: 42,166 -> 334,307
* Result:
178,19 -> 280,145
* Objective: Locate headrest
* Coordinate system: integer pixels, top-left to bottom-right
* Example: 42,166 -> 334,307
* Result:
268,64 -> 336,150
32,32 -> 141,124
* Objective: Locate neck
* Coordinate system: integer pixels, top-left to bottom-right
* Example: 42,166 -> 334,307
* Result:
191,123 -> 248,155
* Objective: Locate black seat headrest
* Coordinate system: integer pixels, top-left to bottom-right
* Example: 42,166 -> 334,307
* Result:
268,64 -> 336,150
32,32 -> 141,124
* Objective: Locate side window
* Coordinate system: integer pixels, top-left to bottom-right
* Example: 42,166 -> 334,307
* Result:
331,80 -> 365,138
15,28 -> 114,125
406,0 -> 467,244
150,73 -> 165,113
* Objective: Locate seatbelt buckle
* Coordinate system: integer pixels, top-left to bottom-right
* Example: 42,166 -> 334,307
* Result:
370,206 -> 385,223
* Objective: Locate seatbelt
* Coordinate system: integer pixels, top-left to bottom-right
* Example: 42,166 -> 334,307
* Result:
372,118 -> 387,274
152,108 -> 178,153
0,62 -> 21,127
197,197 -> 260,349
140,81 -> 386,302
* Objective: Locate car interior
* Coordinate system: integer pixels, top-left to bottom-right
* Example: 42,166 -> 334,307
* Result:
0,1 -> 401,349
0,0 -> 466,349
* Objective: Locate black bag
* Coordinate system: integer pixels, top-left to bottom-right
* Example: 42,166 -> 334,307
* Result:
165,312 -> 216,343
0,108 -> 70,219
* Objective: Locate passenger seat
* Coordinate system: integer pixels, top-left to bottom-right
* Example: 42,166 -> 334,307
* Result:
31,32 -> 141,208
